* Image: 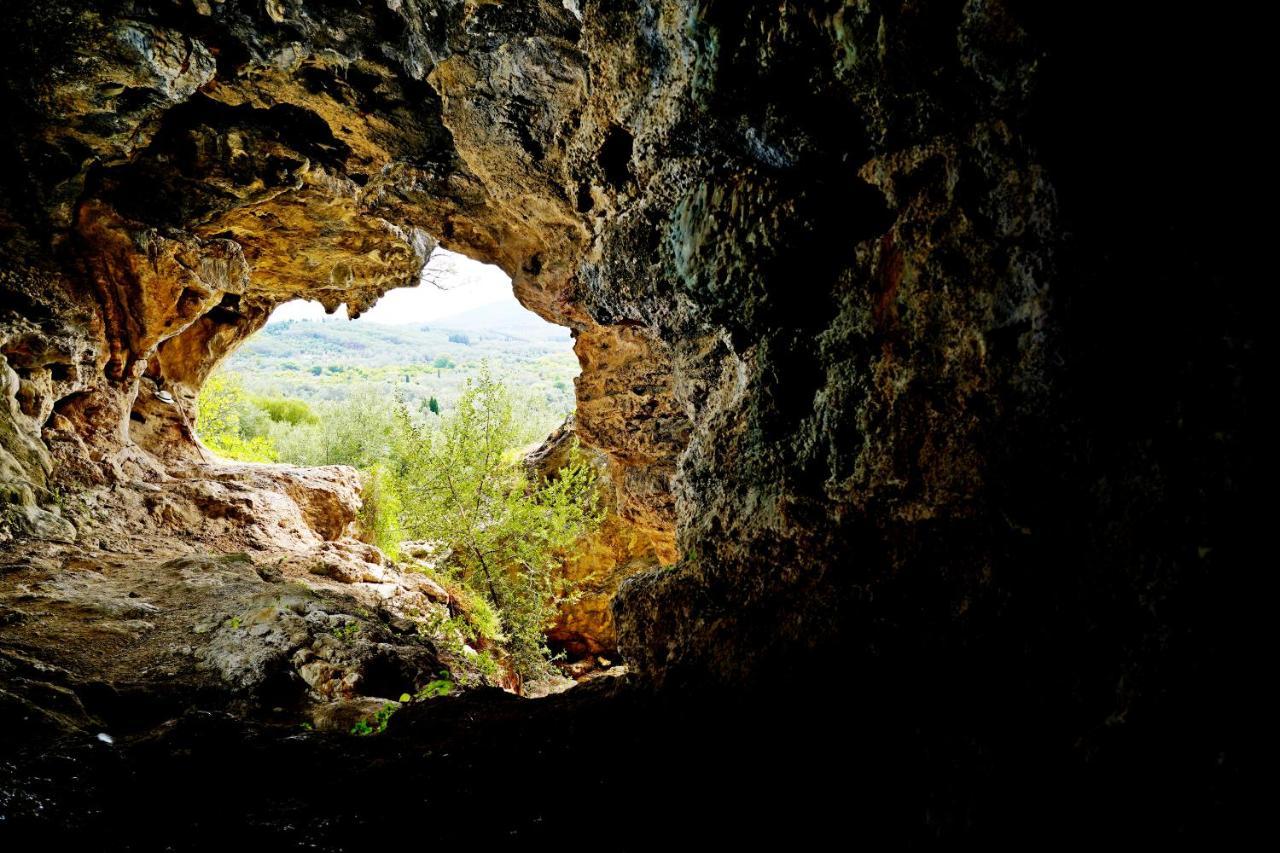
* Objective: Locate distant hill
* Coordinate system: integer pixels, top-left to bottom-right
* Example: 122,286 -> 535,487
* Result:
219,312 -> 578,432
427,299 -> 568,340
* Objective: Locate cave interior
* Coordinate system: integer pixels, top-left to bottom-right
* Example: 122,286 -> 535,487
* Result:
0,0 -> 1259,847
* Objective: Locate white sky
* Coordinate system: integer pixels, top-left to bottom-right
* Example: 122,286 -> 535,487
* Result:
268,249 -> 512,324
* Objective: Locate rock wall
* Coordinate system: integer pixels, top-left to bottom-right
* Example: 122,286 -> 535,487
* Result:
0,2 -> 1258,831
525,416 -> 673,658
1,0 -> 681,547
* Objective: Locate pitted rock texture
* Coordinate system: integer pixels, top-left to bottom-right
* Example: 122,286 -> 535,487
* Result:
525,416 -> 672,657
0,1 -> 1258,840
1,0 -> 680,544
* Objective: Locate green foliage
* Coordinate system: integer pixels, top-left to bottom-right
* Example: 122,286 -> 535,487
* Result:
194,349 -> 599,688
395,367 -> 602,683
432,355 -> 454,369
473,649 -> 502,682
332,622 -> 360,642
359,463 -> 403,560
454,581 -> 503,645
266,386 -> 400,469
213,317 -> 577,430
196,373 -> 277,462
349,702 -> 398,736
252,395 -> 317,426
210,433 -> 276,462
416,679 -> 454,699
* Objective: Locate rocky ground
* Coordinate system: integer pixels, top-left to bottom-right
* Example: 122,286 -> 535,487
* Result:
0,458 -> 493,734
1,546 -> 461,723
1,651 -> 1248,849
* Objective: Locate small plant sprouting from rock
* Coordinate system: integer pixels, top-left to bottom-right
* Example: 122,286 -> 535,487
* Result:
332,622 -> 360,642
350,702 -> 398,736
416,678 -> 454,700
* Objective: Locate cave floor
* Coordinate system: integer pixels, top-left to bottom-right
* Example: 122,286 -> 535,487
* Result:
0,473 -> 1242,848
0,543 -> 1243,849
2,654 -> 1237,849
0,536 -> 871,847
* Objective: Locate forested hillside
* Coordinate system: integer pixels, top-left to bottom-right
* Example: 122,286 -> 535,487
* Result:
219,309 -> 578,433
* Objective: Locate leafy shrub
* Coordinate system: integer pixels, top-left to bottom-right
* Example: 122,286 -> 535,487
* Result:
252,395 -> 317,426
394,367 -> 602,683
195,361 -> 600,688
195,373 -> 277,462
416,678 -> 454,699
358,463 -> 403,560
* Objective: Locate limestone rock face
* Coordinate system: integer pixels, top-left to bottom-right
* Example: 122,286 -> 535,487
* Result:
0,2 -> 1258,835
525,416 -> 672,658
1,0 -> 679,546
0,547 -> 489,722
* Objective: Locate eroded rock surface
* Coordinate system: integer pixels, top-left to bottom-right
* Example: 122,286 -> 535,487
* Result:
0,544 -> 495,733
526,416 -> 671,657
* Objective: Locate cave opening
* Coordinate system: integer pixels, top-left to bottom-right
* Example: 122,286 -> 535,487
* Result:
172,246 -> 620,694
191,246 -> 578,461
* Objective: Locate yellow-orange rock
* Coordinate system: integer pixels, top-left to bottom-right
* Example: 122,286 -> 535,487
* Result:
526,417 -> 674,657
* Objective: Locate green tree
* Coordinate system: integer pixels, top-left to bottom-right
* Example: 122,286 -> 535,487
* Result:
195,373 -> 277,462
252,395 -> 317,426
358,463 -> 404,560
395,368 -> 601,684
428,396 -> 440,415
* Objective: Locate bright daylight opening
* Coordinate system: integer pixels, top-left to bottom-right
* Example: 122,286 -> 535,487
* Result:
193,248 -> 598,690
